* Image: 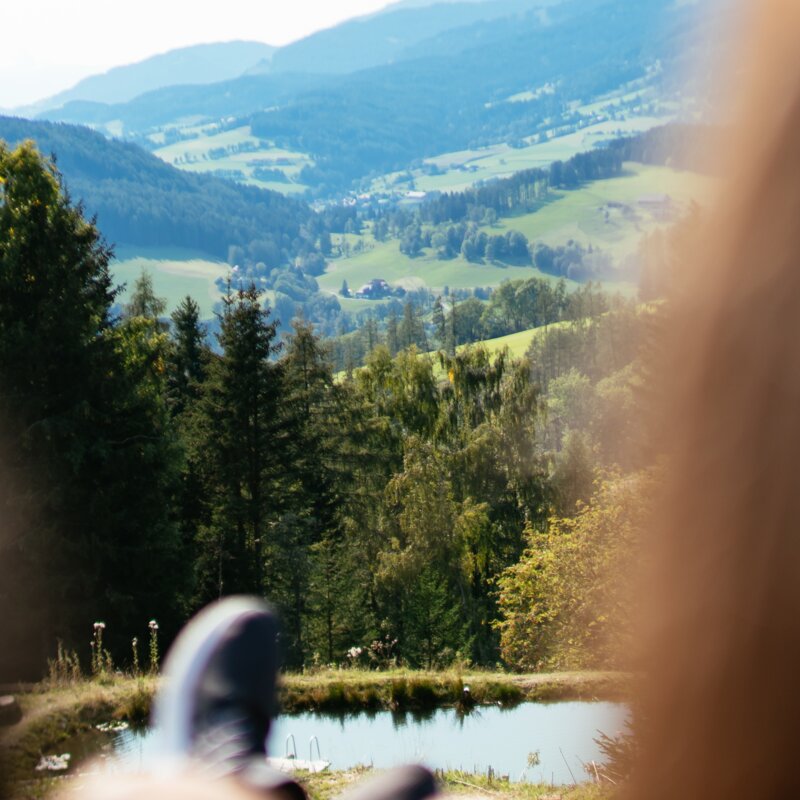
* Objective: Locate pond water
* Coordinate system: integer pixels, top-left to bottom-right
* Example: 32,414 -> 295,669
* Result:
108,701 -> 627,786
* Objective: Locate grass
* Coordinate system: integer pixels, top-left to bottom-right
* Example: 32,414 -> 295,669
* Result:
111,162 -> 702,322
279,669 -> 626,714
484,163 -> 716,262
111,245 -> 228,319
459,326 -> 556,360
318,239 -> 576,297
0,677 -> 157,792
373,116 -> 675,194
323,162 -> 709,304
301,767 -> 611,800
152,124 -> 313,194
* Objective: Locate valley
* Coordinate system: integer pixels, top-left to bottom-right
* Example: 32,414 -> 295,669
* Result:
0,3 -> 725,796
111,247 -> 229,319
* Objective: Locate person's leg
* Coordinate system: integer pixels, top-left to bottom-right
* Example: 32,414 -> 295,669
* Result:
151,596 -> 305,799
68,597 -> 438,800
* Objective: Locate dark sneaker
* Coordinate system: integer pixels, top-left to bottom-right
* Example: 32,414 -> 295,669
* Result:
152,596 -> 304,799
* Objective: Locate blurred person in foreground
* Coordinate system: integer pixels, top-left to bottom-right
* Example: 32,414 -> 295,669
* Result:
68,597 -> 436,800
62,0 -> 800,798
628,0 -> 800,798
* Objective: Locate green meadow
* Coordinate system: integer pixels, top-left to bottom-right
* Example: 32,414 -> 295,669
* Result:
374,115 -> 673,194
111,246 -> 228,319
459,325 -> 553,360
319,239 -> 571,297
152,125 -> 313,195
109,163 -> 709,321
485,163 -> 716,261
321,162 -> 711,304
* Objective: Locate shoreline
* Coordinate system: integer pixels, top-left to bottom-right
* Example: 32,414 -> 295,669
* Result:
0,671 -> 627,795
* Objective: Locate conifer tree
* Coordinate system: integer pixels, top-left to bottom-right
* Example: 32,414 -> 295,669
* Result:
192,285 -> 282,601
0,142 -> 184,665
168,296 -> 208,415
270,321 -> 339,663
433,296 -> 446,351
399,300 -> 427,351
386,308 -> 399,355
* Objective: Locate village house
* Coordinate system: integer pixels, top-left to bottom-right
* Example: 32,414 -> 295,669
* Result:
355,278 -> 392,299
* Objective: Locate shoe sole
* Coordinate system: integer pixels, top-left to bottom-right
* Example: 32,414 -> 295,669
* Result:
152,596 -> 276,762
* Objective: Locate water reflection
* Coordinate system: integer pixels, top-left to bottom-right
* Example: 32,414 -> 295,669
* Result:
109,701 -> 626,786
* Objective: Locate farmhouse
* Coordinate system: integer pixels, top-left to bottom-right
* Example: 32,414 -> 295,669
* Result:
399,190 -> 428,206
356,278 -> 391,299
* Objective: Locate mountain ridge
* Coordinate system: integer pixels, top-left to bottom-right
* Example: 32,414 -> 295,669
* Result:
16,41 -> 276,116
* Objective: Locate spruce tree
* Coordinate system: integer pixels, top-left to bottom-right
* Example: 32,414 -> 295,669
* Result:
0,142 -> 184,670
168,296 -> 208,415
386,309 -> 399,355
432,296 -> 446,351
275,321 -> 342,665
192,285 -> 282,601
167,296 -> 210,606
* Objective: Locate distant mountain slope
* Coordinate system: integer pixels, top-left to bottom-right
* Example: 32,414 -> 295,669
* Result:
44,72 -> 331,132
33,0 -> 705,197
253,0 -> 554,76
21,41 -> 275,115
249,0 -> 686,188
0,116 -> 310,258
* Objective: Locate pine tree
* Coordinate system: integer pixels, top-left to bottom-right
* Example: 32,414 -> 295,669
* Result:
167,296 -> 210,605
0,142 -> 184,668
363,317 -> 379,354
192,285 -> 282,601
399,300 -> 427,351
386,309 -> 399,355
168,296 -> 208,415
271,321 -> 340,664
432,296 -> 446,351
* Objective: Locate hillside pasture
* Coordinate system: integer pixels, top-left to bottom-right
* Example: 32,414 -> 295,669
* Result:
318,238 -> 575,298
153,125 -> 313,195
374,115 -> 673,194
323,162 -> 709,301
111,246 -> 228,319
458,326 -> 549,360
487,163 -> 715,261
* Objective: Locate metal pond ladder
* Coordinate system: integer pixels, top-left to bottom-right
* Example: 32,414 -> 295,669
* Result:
309,735 -> 322,763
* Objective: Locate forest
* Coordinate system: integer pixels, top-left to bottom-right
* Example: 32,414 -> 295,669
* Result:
0,141 -> 657,679
0,116 -> 322,260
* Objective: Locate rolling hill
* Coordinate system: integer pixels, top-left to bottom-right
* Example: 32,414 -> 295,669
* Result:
255,0 -> 556,76
0,116 -> 312,259
249,0 -> 688,189
33,0 -> 703,198
18,42 -> 276,117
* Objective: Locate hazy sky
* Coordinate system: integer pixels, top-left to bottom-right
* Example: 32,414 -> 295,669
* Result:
0,0 -> 397,109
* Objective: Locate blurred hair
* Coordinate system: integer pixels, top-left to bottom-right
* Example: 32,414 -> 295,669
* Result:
630,1 -> 800,797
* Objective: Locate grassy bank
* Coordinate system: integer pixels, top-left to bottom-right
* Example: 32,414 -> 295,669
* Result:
280,670 -> 626,714
0,677 -> 156,792
0,671 -> 625,796
302,767 -> 610,800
